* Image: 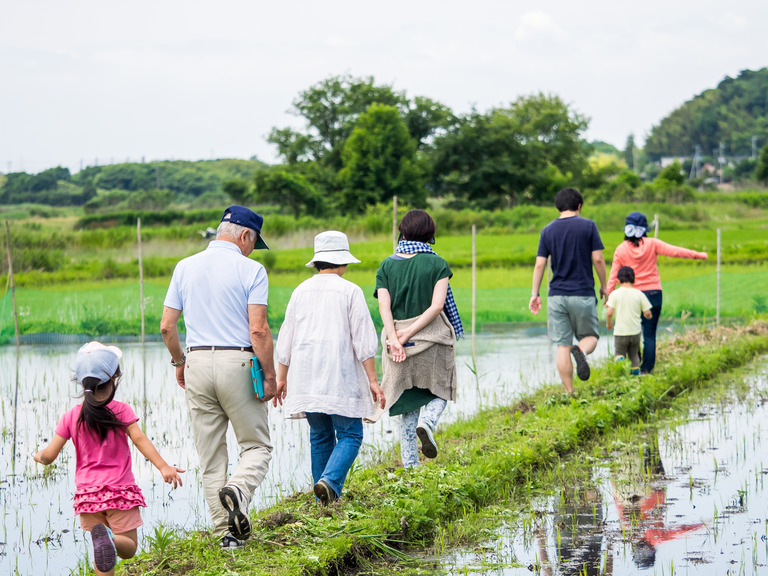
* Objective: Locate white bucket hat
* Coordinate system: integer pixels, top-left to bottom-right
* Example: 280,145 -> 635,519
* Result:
74,341 -> 123,384
305,231 -> 361,268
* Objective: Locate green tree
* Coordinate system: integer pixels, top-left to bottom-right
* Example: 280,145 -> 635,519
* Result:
624,134 -> 636,170
254,166 -> 323,218
656,161 -> 686,186
756,143 -> 768,185
338,104 -> 426,213
222,179 -> 252,204
431,94 -> 589,208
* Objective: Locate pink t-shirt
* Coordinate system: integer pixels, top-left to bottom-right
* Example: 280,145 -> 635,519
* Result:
608,237 -> 706,293
55,401 -> 139,490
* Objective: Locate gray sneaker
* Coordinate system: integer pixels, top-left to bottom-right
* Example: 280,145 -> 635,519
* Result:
416,422 -> 438,458
571,345 -> 590,381
218,485 -> 251,541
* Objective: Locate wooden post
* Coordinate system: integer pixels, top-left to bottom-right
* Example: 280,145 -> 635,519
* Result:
392,196 -> 398,252
5,221 -> 21,469
716,228 -> 721,326
137,218 -> 147,408
471,225 -> 477,360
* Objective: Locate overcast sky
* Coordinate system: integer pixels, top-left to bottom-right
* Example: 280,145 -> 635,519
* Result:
2,0 -> 766,175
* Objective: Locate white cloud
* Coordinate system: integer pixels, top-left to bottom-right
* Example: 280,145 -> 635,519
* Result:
716,11 -> 748,32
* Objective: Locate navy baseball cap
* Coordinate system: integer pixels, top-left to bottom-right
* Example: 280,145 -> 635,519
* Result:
221,205 -> 269,250
624,212 -> 648,238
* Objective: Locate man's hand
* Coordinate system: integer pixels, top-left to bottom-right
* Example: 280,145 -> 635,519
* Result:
175,364 -> 186,389
529,295 -> 542,315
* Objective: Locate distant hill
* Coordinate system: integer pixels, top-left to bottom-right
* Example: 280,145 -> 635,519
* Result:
0,158 -> 266,207
644,68 -> 768,158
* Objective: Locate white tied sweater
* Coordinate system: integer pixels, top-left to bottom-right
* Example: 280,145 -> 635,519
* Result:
276,274 -> 379,419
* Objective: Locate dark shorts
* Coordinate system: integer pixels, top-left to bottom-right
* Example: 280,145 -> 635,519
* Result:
547,295 -> 600,347
614,333 -> 642,366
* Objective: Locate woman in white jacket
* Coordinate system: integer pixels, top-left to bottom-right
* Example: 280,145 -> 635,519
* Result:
273,231 -> 385,504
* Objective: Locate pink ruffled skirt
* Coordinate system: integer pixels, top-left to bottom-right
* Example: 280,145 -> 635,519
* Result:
73,484 -> 147,515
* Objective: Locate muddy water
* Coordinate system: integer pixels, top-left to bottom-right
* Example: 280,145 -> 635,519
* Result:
440,369 -> 768,576
0,327 -> 612,575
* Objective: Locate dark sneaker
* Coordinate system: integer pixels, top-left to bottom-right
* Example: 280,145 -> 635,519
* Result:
220,534 -> 244,549
313,479 -> 337,505
219,485 -> 251,541
571,345 -> 590,381
91,523 -> 116,573
416,422 -> 438,459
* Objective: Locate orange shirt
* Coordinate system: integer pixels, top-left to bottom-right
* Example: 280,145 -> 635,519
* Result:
608,237 -> 706,293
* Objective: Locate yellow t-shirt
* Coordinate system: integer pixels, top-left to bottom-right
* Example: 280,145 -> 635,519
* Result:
606,286 -> 653,336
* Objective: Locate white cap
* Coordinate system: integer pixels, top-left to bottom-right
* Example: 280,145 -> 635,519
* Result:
74,341 -> 122,384
305,231 -> 361,268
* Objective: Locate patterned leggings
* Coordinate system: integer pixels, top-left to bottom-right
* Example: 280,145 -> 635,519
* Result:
400,398 -> 447,469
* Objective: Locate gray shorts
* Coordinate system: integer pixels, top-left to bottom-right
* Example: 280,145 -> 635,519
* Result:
547,295 -> 600,347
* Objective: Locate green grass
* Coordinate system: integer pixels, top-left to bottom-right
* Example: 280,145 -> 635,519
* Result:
113,322 -> 768,575
1,263 -> 765,339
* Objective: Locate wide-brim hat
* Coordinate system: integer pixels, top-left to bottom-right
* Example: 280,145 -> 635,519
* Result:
221,205 -> 269,250
305,231 -> 361,268
624,211 -> 648,238
75,341 -> 122,384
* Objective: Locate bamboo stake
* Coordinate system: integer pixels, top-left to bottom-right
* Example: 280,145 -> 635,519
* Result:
6,221 -> 21,469
138,218 -> 147,410
392,196 -> 398,252
717,228 -> 721,326
471,225 -> 476,359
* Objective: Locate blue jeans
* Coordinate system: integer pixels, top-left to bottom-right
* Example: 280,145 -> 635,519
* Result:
305,413 -> 363,499
641,290 -> 663,374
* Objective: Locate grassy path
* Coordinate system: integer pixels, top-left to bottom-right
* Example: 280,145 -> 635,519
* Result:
118,322 -> 768,576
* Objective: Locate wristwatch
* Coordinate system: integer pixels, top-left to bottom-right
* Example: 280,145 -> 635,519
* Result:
170,354 -> 186,367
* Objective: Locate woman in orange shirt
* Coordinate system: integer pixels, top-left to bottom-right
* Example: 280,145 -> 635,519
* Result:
607,212 -> 707,374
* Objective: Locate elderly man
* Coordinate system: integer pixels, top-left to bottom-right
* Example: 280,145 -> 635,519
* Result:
160,205 -> 276,549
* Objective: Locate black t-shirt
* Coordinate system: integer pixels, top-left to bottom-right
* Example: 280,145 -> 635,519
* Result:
537,215 -> 603,297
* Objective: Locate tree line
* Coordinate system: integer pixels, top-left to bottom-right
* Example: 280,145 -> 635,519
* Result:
3,72 -> 768,219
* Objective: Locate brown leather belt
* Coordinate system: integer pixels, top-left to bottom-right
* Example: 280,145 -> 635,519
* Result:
187,346 -> 254,353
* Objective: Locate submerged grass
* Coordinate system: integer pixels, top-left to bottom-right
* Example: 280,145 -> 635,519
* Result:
116,322 -> 768,576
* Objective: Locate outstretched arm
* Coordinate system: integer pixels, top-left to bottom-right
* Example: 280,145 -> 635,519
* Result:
33,434 -> 67,465
126,422 -> 184,488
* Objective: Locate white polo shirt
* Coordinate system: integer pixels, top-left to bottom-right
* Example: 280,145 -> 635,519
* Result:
164,240 -> 268,348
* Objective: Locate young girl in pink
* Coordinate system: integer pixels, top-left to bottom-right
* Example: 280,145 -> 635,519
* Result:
34,342 -> 184,576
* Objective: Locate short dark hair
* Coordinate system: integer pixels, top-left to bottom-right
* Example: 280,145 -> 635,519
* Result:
617,266 -> 635,284
554,187 -> 583,212
313,261 -> 341,271
398,209 -> 436,244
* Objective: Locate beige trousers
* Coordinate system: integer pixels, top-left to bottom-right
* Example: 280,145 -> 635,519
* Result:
184,349 -> 272,537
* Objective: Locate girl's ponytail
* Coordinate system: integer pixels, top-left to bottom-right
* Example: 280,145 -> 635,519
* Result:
77,369 -> 127,442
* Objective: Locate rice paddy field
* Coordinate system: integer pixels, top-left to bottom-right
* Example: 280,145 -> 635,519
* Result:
1,326 -> 603,575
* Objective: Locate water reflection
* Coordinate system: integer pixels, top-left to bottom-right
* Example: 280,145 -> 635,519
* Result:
441,371 -> 768,575
1,327 -> 609,575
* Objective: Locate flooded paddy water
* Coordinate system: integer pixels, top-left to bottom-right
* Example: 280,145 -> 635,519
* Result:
1,325 -> 612,575
439,367 -> 768,576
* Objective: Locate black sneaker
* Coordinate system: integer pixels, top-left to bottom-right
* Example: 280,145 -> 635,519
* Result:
91,523 -> 116,573
313,479 -> 338,505
571,345 -> 590,381
416,422 -> 438,458
220,534 -> 244,549
219,485 -> 251,541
